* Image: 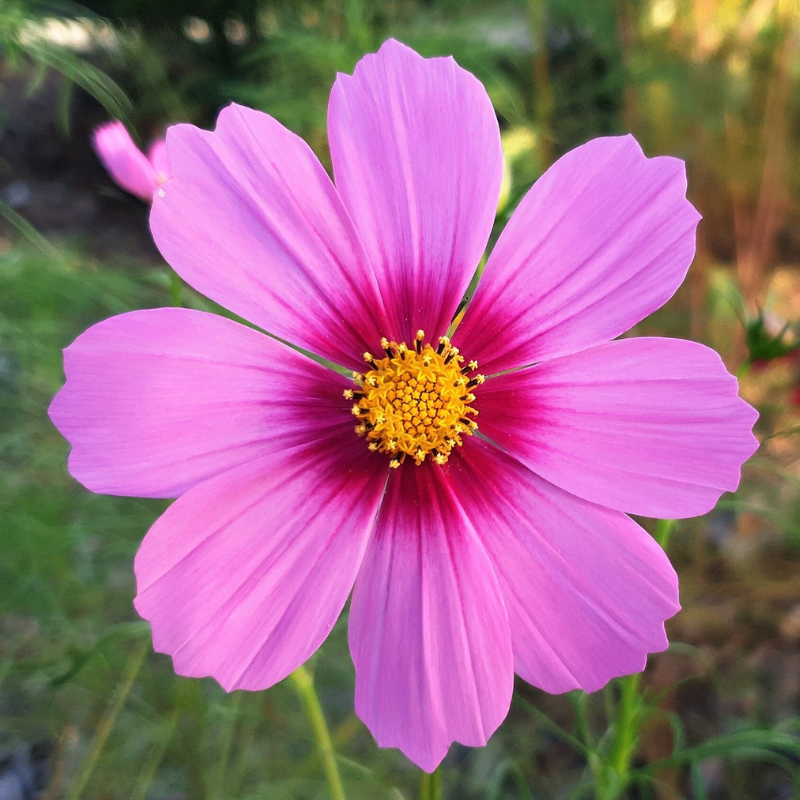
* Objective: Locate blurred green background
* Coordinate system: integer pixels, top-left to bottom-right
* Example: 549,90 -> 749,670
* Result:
2,0 -> 800,798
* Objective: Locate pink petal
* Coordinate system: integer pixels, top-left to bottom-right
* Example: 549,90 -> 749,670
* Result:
448,438 -> 680,694
454,136 -> 701,374
134,435 -> 386,691
349,462 -> 513,772
146,139 -> 171,182
150,104 -> 391,370
476,337 -> 759,518
93,121 -> 160,202
49,308 -> 353,498
328,39 -> 503,344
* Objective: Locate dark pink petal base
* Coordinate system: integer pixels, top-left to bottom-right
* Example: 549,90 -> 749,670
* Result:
455,135 -> 701,374
134,434 -> 386,691
349,462 -> 514,772
328,39 -> 503,343
476,337 -> 759,519
448,439 -> 680,694
150,104 -> 391,370
49,308 -> 352,498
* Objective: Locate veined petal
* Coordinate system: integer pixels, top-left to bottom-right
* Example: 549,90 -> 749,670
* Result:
134,435 -> 386,691
448,439 -> 680,694
349,462 -> 513,772
477,337 -> 759,518
146,140 -> 171,182
49,308 -> 353,498
93,121 -> 160,201
329,39 -> 502,343
454,135 -> 701,374
150,104 -> 390,370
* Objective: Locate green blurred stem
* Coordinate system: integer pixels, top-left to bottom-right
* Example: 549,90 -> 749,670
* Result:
229,693 -> 265,793
655,518 -> 676,551
526,0 -> 555,167
419,765 -> 442,800
130,710 -> 178,800
594,519 -> 675,800
170,271 -> 183,307
66,640 -> 149,800
212,692 -> 242,800
343,0 -> 370,51
0,198 -> 64,262
736,360 -> 751,380
599,673 -> 643,800
288,665 -> 346,800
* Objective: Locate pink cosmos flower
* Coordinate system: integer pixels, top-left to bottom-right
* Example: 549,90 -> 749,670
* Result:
92,121 -> 171,202
52,40 -> 758,771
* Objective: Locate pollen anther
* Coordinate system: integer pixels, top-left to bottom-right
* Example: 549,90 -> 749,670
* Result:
349,334 -> 481,466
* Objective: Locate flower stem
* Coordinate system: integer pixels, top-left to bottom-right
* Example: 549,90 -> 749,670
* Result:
288,664 -> 346,800
526,0 -> 555,167
130,710 -> 178,800
595,519 -> 676,800
601,672 -> 643,800
212,691 -> 242,800
66,640 -> 148,800
654,518 -> 676,551
169,271 -> 183,307
419,765 -> 442,800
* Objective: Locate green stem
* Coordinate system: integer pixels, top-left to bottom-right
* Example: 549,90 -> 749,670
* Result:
611,673 -> 642,777
288,665 -> 346,800
593,673 -> 643,800
228,693 -> 265,794
170,271 -> 183,307
736,359 -> 751,380
66,640 -> 149,800
573,692 -> 602,787
595,518 -> 675,799
655,518 -> 676,551
419,765 -> 442,800
526,0 -> 555,167
0,197 -> 64,262
516,694 -> 589,755
130,710 -> 178,800
343,0 -> 370,51
212,692 -> 242,800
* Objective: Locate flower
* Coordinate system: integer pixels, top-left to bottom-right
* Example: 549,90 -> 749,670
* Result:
92,121 -> 171,202
51,40 -> 758,771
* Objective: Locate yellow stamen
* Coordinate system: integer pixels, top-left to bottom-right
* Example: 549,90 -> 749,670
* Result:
350,332 -> 480,466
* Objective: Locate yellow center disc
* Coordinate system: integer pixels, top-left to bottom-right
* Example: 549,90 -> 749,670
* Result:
346,331 -> 484,467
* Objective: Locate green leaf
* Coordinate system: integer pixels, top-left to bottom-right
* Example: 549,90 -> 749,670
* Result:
24,41 -> 133,124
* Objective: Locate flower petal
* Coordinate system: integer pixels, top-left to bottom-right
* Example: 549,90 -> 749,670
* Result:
448,438 -> 680,694
476,337 -> 759,518
146,140 -> 171,182
150,104 -> 391,370
93,121 -> 160,201
328,39 -> 503,343
49,308 -> 352,498
134,435 -> 386,691
454,136 -> 701,374
348,462 -> 513,772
